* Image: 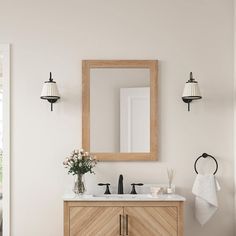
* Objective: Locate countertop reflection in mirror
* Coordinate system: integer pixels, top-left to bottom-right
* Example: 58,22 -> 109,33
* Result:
82,60 -> 158,161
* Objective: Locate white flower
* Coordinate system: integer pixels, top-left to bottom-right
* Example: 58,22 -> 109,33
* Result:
74,149 -> 79,154
63,160 -> 67,165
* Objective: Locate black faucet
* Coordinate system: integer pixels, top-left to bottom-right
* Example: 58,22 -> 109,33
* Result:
130,183 -> 144,194
98,183 -> 111,194
118,174 -> 124,194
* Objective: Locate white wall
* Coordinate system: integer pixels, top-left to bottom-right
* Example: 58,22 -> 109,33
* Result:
0,0 -> 234,235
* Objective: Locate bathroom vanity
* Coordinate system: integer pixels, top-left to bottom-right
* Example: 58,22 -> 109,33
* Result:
64,194 -> 185,236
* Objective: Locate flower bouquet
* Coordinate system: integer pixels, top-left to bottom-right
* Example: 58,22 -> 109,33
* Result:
63,149 -> 97,195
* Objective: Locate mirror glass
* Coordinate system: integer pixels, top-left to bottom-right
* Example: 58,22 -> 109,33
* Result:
90,68 -> 150,153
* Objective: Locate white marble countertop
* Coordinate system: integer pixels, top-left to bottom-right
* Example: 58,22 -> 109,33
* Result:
63,194 -> 185,202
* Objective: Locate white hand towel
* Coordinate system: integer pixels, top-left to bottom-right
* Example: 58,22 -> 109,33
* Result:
192,174 -> 220,226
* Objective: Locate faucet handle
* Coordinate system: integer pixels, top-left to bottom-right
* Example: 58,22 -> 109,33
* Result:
98,183 -> 111,194
130,183 -> 144,194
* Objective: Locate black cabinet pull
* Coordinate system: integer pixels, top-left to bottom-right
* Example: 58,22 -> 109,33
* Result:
119,214 -> 122,235
126,214 -> 128,235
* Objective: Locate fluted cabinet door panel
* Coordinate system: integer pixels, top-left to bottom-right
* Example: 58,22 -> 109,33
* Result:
124,207 -> 178,236
70,207 -> 123,236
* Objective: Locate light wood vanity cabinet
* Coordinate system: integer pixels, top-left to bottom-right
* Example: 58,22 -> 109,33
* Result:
64,201 -> 184,236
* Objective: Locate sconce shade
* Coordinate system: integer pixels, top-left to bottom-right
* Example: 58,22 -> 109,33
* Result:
40,72 -> 60,111
182,82 -> 201,99
40,81 -> 60,99
182,72 -> 202,111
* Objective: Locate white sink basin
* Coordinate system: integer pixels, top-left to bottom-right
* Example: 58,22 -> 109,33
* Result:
93,194 -> 153,199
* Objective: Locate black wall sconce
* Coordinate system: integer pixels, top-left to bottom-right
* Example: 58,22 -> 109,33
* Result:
182,72 -> 202,111
40,72 -> 60,111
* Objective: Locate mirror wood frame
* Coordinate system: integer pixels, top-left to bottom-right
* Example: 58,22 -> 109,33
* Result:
82,60 -> 158,161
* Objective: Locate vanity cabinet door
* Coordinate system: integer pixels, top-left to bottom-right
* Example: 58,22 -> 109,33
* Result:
69,206 -> 123,236
124,206 -> 178,236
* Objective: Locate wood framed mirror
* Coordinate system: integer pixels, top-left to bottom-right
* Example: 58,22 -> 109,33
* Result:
82,60 -> 158,161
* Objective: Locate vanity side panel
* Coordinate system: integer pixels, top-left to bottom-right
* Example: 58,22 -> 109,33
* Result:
178,202 -> 184,236
64,202 -> 70,236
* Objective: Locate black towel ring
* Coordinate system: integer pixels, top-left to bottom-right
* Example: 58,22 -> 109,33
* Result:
194,153 -> 218,175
